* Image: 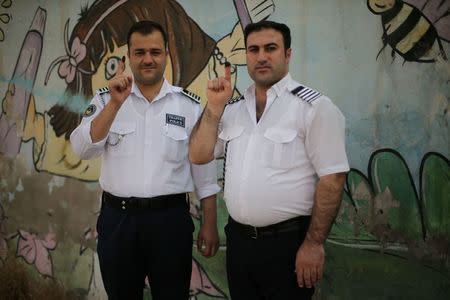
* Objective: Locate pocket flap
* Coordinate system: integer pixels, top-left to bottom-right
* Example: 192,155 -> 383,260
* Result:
165,125 -> 188,141
264,128 -> 297,143
110,121 -> 136,135
218,126 -> 244,141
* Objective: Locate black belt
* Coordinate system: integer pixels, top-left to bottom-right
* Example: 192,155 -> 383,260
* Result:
102,191 -> 187,212
229,216 -> 311,240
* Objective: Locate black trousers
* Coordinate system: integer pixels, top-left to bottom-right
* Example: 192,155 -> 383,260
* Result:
96,197 -> 194,300
225,217 -> 315,300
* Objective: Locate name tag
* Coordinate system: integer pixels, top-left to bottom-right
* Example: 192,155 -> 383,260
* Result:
166,113 -> 185,128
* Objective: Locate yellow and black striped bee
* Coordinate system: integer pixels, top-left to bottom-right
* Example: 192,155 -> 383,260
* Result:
368,0 -> 449,63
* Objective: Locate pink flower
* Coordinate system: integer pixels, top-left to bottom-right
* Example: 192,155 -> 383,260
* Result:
16,230 -> 57,277
57,36 -> 87,84
44,20 -> 93,88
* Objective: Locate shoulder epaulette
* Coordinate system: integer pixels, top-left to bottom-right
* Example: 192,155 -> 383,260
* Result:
181,89 -> 201,104
291,86 -> 321,103
227,95 -> 244,105
97,86 -> 109,94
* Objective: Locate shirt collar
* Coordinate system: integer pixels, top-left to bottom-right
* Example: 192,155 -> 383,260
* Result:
243,72 -> 293,100
130,78 -> 180,102
271,73 -> 292,96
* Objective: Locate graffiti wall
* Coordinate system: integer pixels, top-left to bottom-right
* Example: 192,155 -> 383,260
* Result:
0,0 -> 448,299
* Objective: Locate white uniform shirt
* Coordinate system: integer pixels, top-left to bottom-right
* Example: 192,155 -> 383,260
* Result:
71,79 -> 220,199
215,73 -> 349,227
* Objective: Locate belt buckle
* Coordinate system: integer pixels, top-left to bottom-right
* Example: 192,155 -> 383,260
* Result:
250,226 -> 258,239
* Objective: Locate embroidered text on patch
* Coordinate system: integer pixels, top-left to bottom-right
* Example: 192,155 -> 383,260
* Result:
166,113 -> 185,128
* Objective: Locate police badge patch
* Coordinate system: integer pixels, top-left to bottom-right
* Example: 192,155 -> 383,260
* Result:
166,113 -> 185,128
83,104 -> 96,117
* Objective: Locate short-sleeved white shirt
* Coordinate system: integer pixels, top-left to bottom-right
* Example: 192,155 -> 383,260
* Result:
215,73 -> 349,226
70,79 -> 220,199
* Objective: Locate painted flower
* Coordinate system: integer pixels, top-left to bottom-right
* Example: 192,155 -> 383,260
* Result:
57,36 -> 87,84
16,230 -> 57,277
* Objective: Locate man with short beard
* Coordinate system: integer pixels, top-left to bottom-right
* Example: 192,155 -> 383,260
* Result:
190,20 -> 349,299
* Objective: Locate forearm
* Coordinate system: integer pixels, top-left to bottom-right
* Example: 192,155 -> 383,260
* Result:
200,194 -> 217,226
305,172 -> 346,245
90,101 -> 121,143
189,105 -> 222,164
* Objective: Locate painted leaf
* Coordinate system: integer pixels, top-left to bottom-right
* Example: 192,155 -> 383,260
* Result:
369,150 -> 423,240
17,230 -> 36,264
1,0 -> 11,8
17,230 -> 55,277
421,153 -> 450,236
190,258 -> 226,298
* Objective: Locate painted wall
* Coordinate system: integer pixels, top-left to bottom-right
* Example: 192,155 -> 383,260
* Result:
0,0 -> 448,299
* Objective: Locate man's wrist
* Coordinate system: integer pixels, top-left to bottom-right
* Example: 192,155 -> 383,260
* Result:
204,103 -> 224,122
304,232 -> 324,246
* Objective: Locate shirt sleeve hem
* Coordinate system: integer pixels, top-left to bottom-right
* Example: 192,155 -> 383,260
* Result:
317,165 -> 350,178
82,122 -> 107,147
195,184 -> 221,200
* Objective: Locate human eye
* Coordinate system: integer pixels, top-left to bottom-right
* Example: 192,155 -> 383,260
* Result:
151,50 -> 162,56
104,56 -> 121,80
266,45 -> 277,52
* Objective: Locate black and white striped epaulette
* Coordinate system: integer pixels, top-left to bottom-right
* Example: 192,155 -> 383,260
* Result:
291,86 -> 322,103
97,86 -> 109,95
227,95 -> 244,105
96,86 -> 109,107
181,89 -> 201,104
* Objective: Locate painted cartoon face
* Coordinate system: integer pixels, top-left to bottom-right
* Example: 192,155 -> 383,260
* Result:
245,28 -> 291,89
368,0 -> 396,14
127,31 -> 168,87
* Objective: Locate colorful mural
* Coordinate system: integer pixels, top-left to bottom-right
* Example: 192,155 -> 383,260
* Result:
0,0 -> 448,299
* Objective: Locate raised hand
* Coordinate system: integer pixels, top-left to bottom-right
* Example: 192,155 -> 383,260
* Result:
108,56 -> 132,106
206,62 -> 233,118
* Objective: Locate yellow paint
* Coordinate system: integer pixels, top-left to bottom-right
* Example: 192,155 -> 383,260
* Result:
396,17 -> 430,54
385,5 -> 413,35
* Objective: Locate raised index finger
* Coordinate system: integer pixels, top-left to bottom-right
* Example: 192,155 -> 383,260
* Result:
116,56 -> 125,76
224,62 -> 231,82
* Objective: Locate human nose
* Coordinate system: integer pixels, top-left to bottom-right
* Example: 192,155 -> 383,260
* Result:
143,51 -> 153,63
256,49 -> 268,62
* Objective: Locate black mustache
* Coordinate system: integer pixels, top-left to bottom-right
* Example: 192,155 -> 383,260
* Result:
255,63 -> 271,68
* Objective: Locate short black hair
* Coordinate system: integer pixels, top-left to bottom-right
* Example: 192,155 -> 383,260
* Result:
127,20 -> 167,48
244,20 -> 291,51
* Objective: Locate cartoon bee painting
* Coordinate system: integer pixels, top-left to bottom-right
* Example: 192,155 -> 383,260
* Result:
368,0 -> 449,63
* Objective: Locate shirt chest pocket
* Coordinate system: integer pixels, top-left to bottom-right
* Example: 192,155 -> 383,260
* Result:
106,121 -> 136,156
218,126 -> 244,167
263,128 -> 298,169
163,125 -> 188,163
